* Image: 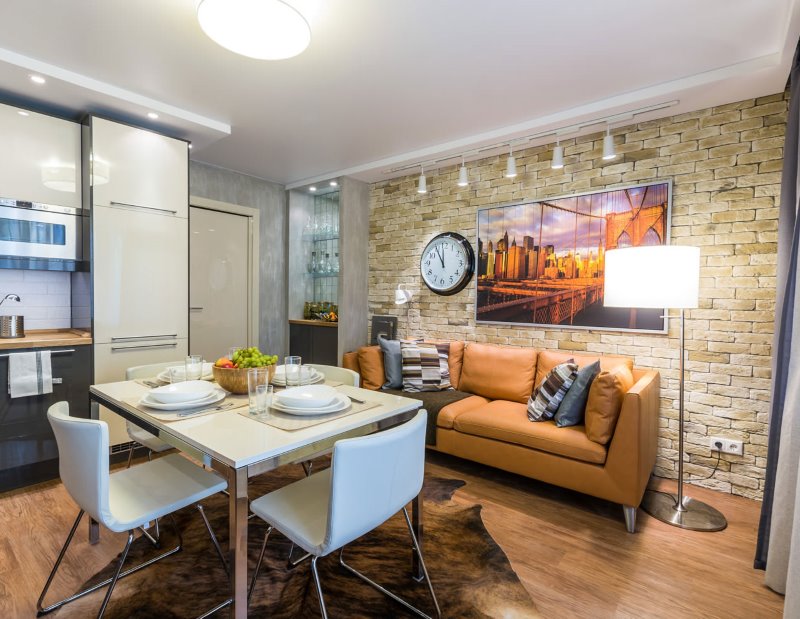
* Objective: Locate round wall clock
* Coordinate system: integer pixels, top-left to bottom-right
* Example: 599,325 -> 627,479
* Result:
420,232 -> 475,295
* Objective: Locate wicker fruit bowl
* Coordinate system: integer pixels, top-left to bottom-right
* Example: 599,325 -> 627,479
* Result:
212,364 -> 276,394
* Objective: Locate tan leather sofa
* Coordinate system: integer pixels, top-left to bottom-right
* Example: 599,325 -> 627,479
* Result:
343,341 -> 660,532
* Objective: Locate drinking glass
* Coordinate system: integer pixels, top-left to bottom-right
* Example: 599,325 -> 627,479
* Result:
248,368 -> 270,415
185,355 -> 203,381
284,355 -> 302,387
228,346 -> 242,362
168,366 -> 183,384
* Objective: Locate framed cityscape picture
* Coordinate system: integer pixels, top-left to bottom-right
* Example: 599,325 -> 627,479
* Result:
475,180 -> 671,333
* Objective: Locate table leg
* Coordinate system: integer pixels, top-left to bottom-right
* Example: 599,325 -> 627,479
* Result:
411,493 -> 423,582
228,466 -> 249,619
88,518 -> 100,545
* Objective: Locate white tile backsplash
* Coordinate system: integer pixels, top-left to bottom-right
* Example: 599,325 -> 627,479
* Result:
0,270 -> 72,330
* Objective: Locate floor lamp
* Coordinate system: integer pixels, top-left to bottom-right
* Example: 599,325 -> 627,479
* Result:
604,245 -> 727,532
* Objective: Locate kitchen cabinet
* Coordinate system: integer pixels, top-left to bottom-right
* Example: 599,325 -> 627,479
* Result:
0,345 -> 91,492
0,102 -> 81,209
90,117 -> 188,218
289,321 -> 338,365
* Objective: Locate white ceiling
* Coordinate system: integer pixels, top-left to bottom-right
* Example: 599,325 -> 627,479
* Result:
0,0 -> 797,187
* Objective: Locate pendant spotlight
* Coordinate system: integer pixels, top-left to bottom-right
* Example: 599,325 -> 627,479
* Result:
457,155 -> 469,187
603,125 -> 617,160
551,140 -> 564,170
417,164 -> 427,194
505,145 -> 517,178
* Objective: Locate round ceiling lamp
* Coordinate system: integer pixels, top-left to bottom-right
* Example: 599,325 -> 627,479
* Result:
197,0 -> 311,60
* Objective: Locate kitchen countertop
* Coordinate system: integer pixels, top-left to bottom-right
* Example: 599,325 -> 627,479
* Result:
288,319 -> 338,328
0,328 -> 92,350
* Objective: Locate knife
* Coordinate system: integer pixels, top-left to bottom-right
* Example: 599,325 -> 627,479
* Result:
177,402 -> 236,417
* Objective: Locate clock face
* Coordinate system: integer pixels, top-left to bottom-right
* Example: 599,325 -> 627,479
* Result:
420,232 -> 475,295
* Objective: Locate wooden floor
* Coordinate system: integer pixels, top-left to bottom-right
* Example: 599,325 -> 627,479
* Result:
0,452 -> 784,618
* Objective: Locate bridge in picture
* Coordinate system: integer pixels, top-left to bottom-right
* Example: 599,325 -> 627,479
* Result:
477,279 -> 605,324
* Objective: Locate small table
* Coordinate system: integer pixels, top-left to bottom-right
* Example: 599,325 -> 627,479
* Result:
89,381 -> 423,619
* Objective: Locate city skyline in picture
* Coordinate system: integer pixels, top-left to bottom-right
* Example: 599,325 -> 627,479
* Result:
475,181 -> 671,332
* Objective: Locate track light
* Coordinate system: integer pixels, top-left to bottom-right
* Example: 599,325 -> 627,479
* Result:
603,126 -> 616,160
505,145 -> 517,178
552,140 -> 564,169
457,156 -> 469,187
417,165 -> 427,194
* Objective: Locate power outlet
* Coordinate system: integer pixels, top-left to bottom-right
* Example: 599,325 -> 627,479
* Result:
709,436 -> 744,456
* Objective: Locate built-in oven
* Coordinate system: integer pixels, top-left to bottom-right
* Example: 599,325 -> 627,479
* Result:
0,198 -> 81,271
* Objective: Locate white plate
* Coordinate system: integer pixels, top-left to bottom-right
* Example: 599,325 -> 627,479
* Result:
272,374 -> 325,386
149,380 -> 216,404
276,385 -> 338,408
270,393 -> 350,416
156,362 -> 214,382
273,365 -> 321,380
139,388 -> 225,411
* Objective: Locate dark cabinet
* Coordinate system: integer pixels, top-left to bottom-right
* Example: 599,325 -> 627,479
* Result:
289,322 -> 338,366
0,345 -> 91,492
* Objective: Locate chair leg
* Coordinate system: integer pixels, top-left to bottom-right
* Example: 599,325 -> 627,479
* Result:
97,530 -> 135,617
310,556 -> 329,619
197,504 -> 229,578
248,526 -> 273,602
337,507 -> 441,619
127,447 -> 161,548
126,446 -> 135,468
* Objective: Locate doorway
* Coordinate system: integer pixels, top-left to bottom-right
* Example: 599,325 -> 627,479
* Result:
189,201 -> 259,362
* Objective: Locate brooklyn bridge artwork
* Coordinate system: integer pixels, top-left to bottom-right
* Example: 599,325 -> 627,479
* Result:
476,181 -> 671,332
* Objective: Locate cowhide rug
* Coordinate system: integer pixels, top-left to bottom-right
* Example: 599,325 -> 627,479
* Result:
55,459 -> 538,618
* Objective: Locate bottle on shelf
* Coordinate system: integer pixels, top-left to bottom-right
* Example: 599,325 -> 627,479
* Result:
323,253 -> 332,274
332,252 -> 340,274
308,251 -> 317,274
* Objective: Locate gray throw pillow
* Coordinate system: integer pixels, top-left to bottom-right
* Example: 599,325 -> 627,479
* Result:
378,337 -> 403,389
555,360 -> 601,427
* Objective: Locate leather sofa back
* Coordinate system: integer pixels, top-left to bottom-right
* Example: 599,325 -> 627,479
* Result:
534,350 -> 634,389
458,342 -> 537,404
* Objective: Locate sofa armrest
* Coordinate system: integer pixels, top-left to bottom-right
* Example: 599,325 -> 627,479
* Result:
604,369 -> 660,507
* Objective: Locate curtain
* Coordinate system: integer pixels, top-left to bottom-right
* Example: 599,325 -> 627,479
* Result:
755,40 -> 800,617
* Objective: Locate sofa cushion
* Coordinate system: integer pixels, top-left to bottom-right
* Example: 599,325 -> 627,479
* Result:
585,365 -> 635,445
437,395 -> 491,429
401,341 -> 451,392
535,350 -> 633,390
527,361 -> 578,421
356,345 -> 384,390
378,337 -> 402,389
447,341 -> 465,389
555,360 -> 601,427
453,400 -> 607,465
458,342 -> 537,404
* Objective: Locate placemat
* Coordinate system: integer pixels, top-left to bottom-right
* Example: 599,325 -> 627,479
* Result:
239,398 -> 381,431
124,393 -> 249,422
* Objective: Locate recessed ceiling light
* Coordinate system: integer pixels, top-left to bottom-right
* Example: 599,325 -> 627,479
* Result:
197,0 -> 311,60
17,110 -> 29,117
147,112 -> 159,120
29,74 -> 46,85
309,186 -> 317,192
329,180 -> 338,187
188,143 -> 193,149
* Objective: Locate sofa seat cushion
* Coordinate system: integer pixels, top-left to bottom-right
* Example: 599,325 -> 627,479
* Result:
437,395 -> 491,429
535,350 -> 633,391
381,388 -> 476,445
452,400 -> 608,465
458,342 -> 537,404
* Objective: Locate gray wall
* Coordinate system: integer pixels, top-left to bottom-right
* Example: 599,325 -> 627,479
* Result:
189,161 -> 288,357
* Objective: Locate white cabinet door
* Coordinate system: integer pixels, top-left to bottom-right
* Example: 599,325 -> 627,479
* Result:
0,102 -> 81,208
93,205 -> 188,343
91,117 -> 188,218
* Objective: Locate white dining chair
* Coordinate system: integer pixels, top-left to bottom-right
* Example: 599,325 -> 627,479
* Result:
248,410 -> 440,619
38,402 -> 232,618
303,363 -> 360,387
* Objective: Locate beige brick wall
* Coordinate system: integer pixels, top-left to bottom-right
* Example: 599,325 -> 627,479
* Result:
368,92 -> 788,500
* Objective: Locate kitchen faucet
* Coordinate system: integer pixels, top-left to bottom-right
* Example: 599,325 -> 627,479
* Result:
0,294 -> 21,307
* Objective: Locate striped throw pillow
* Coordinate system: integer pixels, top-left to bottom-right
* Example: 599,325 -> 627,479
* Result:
401,341 -> 452,392
527,360 -> 578,421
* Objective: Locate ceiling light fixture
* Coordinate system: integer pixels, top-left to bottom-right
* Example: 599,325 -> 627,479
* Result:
29,74 -> 45,85
505,145 -> 517,178
197,0 -> 311,60
147,112 -> 159,120
603,125 -> 617,160
551,140 -> 564,169
417,165 -> 427,194
329,180 -> 338,187
309,185 -> 317,192
457,155 -> 469,187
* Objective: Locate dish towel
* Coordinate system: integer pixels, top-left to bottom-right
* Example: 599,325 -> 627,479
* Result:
9,351 -> 53,398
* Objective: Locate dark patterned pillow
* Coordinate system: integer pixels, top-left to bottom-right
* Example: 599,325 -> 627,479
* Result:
401,341 -> 452,392
527,360 -> 578,421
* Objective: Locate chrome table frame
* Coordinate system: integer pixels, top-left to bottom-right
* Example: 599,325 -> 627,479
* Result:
89,384 -> 424,618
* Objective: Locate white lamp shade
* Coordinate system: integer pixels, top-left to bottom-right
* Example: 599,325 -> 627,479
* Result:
602,133 -> 616,160
457,164 -> 469,187
551,145 -> 564,169
417,173 -> 427,193
505,155 -> 517,178
604,246 -> 700,309
395,285 -> 413,305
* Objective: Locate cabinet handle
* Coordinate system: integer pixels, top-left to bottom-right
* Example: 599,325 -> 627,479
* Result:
0,348 -> 75,358
110,334 -> 177,342
190,307 -> 203,311
111,343 -> 178,352
109,201 -> 178,216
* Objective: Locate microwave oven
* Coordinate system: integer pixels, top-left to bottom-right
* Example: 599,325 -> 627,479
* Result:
0,198 -> 82,271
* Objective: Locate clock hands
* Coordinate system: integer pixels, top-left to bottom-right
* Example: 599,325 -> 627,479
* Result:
435,244 -> 445,269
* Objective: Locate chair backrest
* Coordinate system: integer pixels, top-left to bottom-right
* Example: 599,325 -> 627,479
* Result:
305,363 -> 360,387
125,361 -> 183,380
47,402 -> 114,528
324,409 -> 426,552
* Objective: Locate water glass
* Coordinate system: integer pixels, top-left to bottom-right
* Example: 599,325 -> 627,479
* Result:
284,355 -> 302,387
185,355 -> 203,381
168,366 -> 183,384
228,346 -> 242,361
248,368 -> 270,415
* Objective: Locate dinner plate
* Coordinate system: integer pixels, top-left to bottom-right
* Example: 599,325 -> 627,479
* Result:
273,365 -> 321,380
276,385 -> 338,409
156,362 -> 214,382
149,380 -> 216,404
272,374 -> 325,386
139,388 -> 225,411
270,393 -> 350,416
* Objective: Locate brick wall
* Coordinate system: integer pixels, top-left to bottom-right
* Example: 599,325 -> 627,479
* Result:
368,91 -> 787,499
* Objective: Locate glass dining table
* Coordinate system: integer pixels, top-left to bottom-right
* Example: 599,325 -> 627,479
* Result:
89,380 -> 424,618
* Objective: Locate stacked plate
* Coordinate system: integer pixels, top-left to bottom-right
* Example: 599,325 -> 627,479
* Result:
272,365 -> 324,387
156,362 -> 214,383
139,380 -> 225,411
272,385 -> 350,416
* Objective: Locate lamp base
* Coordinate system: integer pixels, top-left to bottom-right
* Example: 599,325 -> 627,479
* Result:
642,490 -> 727,532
